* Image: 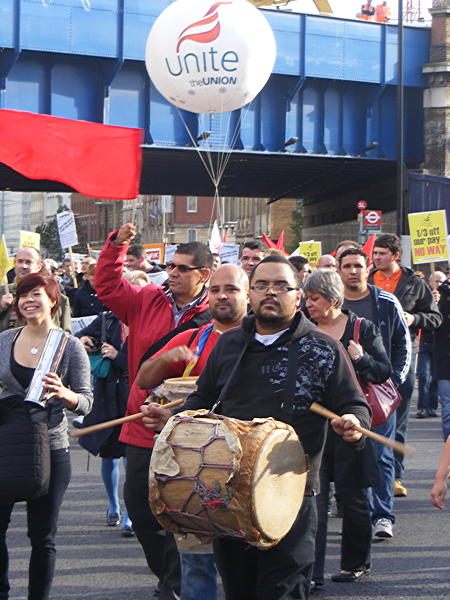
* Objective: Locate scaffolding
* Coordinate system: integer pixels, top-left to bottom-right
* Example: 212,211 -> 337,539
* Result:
405,0 -> 423,22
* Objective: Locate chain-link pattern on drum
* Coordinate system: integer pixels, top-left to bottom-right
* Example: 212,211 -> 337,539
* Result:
149,410 -> 308,549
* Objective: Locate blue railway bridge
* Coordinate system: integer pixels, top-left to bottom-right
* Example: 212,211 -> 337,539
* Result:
0,0 -> 430,209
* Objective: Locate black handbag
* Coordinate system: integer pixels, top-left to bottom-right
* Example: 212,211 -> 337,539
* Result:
0,420 -> 51,504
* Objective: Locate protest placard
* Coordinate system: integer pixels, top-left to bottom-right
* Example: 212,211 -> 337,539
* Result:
0,236 -> 9,283
220,243 -> 240,265
299,241 -> 322,268
144,243 -> 165,264
19,230 -> 40,251
408,210 -> 449,264
164,244 -> 178,264
56,211 -> 78,249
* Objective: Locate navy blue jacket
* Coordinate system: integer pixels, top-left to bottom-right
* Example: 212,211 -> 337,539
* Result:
72,280 -> 106,318
75,312 -> 129,455
369,267 -> 442,342
365,285 -> 411,387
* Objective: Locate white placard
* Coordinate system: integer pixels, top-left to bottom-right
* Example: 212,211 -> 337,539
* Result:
220,243 -> 240,265
71,315 -> 97,335
56,211 -> 78,249
164,244 -> 178,264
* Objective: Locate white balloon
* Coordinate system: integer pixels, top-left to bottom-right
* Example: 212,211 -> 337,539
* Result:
145,0 -> 277,114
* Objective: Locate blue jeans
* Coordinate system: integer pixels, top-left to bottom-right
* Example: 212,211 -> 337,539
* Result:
417,343 -> 439,412
180,553 -> 217,600
0,448 -> 71,600
437,380 -> 450,442
370,413 -> 396,525
394,366 -> 415,480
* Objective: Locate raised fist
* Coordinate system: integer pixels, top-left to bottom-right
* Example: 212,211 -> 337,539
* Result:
116,223 -> 136,246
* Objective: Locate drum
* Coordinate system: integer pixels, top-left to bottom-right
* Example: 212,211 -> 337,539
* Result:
149,410 -> 308,549
150,376 -> 198,405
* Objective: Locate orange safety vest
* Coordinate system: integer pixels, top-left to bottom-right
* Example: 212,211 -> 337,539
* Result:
375,4 -> 390,22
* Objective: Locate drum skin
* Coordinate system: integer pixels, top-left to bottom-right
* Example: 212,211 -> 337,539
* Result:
149,410 -> 308,549
149,377 -> 198,405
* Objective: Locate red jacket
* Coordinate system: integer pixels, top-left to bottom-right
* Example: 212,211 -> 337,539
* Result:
95,232 -> 210,447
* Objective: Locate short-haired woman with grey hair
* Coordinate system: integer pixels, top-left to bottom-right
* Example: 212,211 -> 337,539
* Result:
303,269 -> 391,590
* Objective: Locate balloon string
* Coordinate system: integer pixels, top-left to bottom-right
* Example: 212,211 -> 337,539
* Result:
208,187 -> 220,238
176,108 -> 217,186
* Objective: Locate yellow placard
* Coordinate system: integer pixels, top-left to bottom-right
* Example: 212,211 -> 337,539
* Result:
408,210 -> 449,264
19,230 -> 41,251
299,241 -> 322,268
0,235 -> 9,282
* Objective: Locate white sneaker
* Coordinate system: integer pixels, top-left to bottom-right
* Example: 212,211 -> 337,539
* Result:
373,518 -> 393,539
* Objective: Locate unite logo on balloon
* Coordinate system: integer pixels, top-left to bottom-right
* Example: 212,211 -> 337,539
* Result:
166,2 -> 238,89
145,0 -> 277,114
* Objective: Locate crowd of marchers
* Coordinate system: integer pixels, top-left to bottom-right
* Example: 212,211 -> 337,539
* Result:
0,230 -> 449,600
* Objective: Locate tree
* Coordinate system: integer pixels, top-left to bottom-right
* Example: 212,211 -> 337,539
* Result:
35,205 -> 71,261
288,202 -> 303,253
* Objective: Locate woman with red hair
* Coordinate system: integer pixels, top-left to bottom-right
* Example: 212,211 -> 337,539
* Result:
0,273 -> 93,600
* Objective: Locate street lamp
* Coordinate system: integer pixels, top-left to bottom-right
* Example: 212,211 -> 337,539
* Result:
396,0 -> 405,237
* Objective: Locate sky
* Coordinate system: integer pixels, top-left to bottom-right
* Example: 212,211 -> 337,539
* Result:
283,0 -> 433,22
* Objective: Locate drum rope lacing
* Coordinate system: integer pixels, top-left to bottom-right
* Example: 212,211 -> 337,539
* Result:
156,415 -> 245,539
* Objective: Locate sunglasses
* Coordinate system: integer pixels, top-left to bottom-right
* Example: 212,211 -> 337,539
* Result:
166,262 -> 205,273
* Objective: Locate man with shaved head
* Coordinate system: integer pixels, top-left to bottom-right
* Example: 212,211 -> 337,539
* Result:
317,254 -> 336,270
137,263 -> 249,389
135,263 -> 249,600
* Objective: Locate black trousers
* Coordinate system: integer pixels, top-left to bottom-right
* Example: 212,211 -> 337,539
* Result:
124,444 -> 181,600
313,453 -> 371,584
0,448 -> 71,600
213,495 -> 316,600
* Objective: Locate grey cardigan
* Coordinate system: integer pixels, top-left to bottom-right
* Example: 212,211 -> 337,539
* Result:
0,327 -> 93,450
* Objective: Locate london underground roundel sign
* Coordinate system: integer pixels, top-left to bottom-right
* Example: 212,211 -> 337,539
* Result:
145,0 -> 277,114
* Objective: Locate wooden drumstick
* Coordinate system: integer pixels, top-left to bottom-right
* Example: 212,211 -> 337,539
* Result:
69,398 -> 185,438
310,402 -> 415,456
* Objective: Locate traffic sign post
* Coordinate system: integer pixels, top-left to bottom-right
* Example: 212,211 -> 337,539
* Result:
357,200 -> 367,211
357,200 -> 368,244
363,210 -> 382,231
357,202 -> 382,243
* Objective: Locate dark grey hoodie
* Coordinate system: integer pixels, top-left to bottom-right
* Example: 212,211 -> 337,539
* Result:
182,311 -> 371,493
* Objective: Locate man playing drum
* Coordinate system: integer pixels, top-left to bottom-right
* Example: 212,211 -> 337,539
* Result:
136,264 -> 249,600
142,255 -> 371,600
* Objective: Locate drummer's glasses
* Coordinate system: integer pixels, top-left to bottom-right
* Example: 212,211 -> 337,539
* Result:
250,284 -> 299,294
166,262 -> 205,272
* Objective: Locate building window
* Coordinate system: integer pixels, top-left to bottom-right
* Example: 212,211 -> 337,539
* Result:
187,228 -> 197,242
187,197 -> 197,213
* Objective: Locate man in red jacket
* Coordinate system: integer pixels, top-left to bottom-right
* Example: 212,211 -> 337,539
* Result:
136,263 -> 249,600
95,223 -> 213,600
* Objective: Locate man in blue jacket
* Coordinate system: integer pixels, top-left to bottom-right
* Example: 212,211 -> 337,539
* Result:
338,248 -> 411,539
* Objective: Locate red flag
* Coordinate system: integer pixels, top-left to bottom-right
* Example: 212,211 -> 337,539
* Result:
262,232 -> 277,249
275,230 -> 288,255
0,109 -> 142,199
362,234 -> 377,268
222,231 -> 228,243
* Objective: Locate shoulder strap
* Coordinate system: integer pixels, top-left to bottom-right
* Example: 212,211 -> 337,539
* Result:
211,341 -> 249,413
285,342 -> 298,404
187,328 -> 201,348
138,308 -> 212,367
100,312 -> 107,343
353,318 -> 362,344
